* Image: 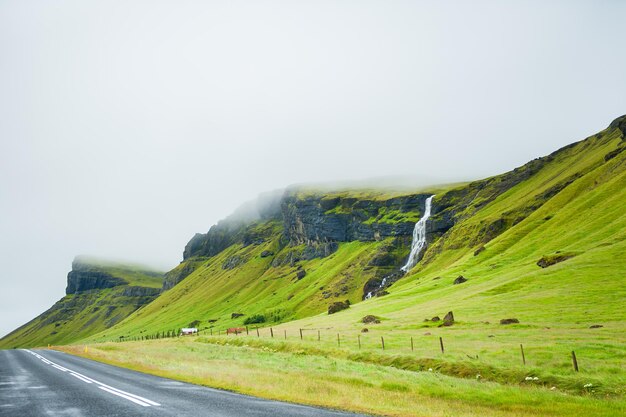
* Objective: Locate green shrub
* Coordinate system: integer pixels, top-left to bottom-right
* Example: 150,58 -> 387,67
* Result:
243,314 -> 266,325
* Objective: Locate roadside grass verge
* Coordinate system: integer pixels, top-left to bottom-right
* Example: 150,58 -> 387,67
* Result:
56,338 -> 625,417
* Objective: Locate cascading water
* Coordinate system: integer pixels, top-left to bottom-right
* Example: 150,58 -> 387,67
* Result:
365,195 -> 435,299
401,195 -> 435,272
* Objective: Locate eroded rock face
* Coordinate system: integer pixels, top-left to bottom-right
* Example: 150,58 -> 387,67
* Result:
66,266 -> 126,294
281,193 -> 429,244
121,286 -> 160,297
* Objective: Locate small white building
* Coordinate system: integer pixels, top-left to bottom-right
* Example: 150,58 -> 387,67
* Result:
180,327 -> 198,336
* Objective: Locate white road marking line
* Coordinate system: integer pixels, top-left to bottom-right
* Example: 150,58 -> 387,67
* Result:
24,350 -> 160,407
98,386 -> 150,407
70,373 -> 93,384
69,372 -> 161,406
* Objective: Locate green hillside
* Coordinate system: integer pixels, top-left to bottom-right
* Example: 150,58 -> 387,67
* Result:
89,118 -> 625,345
0,257 -> 163,348
56,115 -> 626,417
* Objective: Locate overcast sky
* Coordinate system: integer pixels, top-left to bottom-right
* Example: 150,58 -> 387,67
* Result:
1,0 -> 625,338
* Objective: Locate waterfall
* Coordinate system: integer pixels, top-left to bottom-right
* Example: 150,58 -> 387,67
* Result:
365,195 -> 435,299
400,195 -> 435,272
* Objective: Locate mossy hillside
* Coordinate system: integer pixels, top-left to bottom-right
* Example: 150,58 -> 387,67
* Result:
0,260 -> 163,349
0,288 -> 157,349
421,125 -> 623,270
89,234 -> 397,341
249,126 -> 626,394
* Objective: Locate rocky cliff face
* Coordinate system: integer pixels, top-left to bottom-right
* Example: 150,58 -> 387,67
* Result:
183,190 -> 283,259
281,192 -> 429,244
66,261 -> 127,294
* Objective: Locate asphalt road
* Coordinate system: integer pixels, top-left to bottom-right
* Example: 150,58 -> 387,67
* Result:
0,349 -> 368,417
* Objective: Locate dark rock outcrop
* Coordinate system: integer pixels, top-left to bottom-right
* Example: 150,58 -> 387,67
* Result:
328,300 -> 350,314
609,114 -> 626,137
537,253 -> 576,268
361,315 -> 381,324
296,269 -> 306,280
121,286 -> 160,297
260,250 -> 274,258
162,260 -> 202,291
183,190 -> 283,260
222,255 -> 246,270
66,262 -> 127,294
442,311 -> 455,326
453,276 -> 468,285
500,318 -> 520,325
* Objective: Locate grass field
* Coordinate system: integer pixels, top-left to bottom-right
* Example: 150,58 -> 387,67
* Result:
57,336 -> 625,417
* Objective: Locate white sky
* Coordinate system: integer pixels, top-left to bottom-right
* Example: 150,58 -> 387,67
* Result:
1,0 -> 625,338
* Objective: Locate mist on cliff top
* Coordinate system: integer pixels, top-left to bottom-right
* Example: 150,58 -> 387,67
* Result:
1,0 -> 625,338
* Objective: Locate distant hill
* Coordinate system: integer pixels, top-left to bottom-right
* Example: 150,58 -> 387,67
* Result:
0,257 -> 163,348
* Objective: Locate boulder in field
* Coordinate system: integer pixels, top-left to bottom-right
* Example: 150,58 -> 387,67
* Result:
328,300 -> 350,314
454,276 -> 468,285
500,318 -> 519,325
442,311 -> 455,326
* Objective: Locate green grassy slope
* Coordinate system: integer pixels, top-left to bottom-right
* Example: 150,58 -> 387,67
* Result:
251,124 -> 626,392
89,119 -> 625,397
90,225 -> 398,339
0,259 -> 163,348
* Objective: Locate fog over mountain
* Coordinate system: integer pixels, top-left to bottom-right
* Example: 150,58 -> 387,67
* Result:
1,0 -> 625,337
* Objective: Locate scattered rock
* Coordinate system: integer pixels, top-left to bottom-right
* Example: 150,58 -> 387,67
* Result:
488,334 -> 495,338
431,316 -> 441,322
453,276 -> 468,285
361,315 -> 381,324
432,276 -> 441,280
589,324 -> 604,329
361,328 -> 369,333
328,300 -> 350,315
500,318 -> 519,325
231,313 -> 244,319
537,253 -> 575,268
296,269 -> 307,280
424,332 -> 431,336
442,311 -> 455,326
474,246 -> 486,256
208,319 -> 218,323
260,250 -> 274,258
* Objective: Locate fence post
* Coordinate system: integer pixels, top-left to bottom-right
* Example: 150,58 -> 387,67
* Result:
358,334 -> 361,349
520,343 -> 526,365
337,333 -> 340,347
284,330 -> 287,340
411,337 -> 414,352
246,326 -> 249,336
571,351 -> 579,372
210,328 -> 213,336
318,330 -> 320,342
439,337 -> 444,354
256,327 -> 260,337
300,329 -> 303,340
381,336 -> 385,351
270,327 -> 274,338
